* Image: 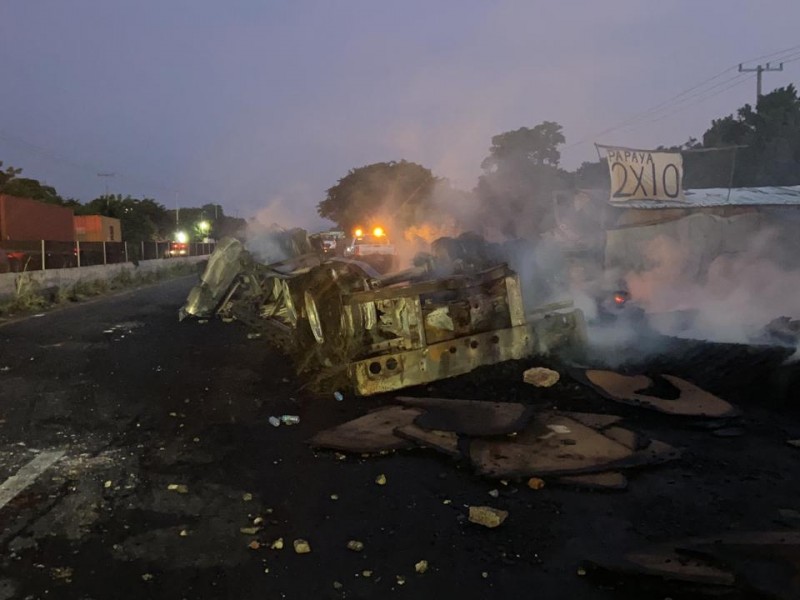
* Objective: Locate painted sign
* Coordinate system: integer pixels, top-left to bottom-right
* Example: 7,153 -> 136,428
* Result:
599,145 -> 685,203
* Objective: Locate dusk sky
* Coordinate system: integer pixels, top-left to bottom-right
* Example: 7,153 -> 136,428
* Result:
1,1 -> 799,229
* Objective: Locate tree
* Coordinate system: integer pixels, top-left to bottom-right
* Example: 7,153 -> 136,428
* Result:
0,160 -> 22,187
318,160 -> 439,233
475,122 -> 570,237
701,85 -> 800,186
76,195 -> 173,242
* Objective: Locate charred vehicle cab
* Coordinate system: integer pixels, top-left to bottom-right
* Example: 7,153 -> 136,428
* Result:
342,227 -> 397,273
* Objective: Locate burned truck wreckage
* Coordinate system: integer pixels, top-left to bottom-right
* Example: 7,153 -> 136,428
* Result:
180,234 -> 586,394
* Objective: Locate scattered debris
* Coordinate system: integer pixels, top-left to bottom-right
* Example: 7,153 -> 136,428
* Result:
557,472 -> 628,491
103,480 -> 112,489
712,426 -> 745,438
179,529 -> 189,537
396,575 -> 406,585
268,416 -> 281,427
330,494 -> 339,500
576,370 -> 737,418
362,570 -> 373,578
0,366 -> 10,372
240,527 -> 261,535
166,483 -> 188,494
280,415 -> 300,425
253,517 -> 264,525
346,540 -> 364,552
786,439 -> 800,448
309,406 -> 421,452
270,538 -> 284,550
246,332 -> 262,339
523,367 -> 560,388
415,560 -> 429,574
293,539 -> 311,554
527,477 -> 545,490
50,567 -> 73,581
333,581 -> 343,590
375,474 -> 387,486
488,489 -> 499,498
141,573 -> 154,582
248,540 -> 261,550
468,505 -> 508,528
242,492 -> 253,501
334,391 -> 344,402
396,396 -> 533,436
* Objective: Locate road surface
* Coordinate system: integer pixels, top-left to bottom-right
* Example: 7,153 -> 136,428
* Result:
0,276 -> 799,599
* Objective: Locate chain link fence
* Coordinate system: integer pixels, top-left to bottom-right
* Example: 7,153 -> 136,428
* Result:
0,240 -> 216,274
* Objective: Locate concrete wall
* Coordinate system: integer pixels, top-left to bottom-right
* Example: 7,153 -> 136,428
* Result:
0,255 -> 206,300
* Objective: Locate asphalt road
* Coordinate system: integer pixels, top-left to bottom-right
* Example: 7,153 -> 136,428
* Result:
0,276 -> 799,599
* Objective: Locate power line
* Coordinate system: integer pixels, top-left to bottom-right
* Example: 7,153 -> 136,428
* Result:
566,43 -> 800,149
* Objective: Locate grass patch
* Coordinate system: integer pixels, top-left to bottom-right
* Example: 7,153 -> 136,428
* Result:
0,261 -> 199,318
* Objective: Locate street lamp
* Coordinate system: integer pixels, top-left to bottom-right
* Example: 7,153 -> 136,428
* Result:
198,220 -> 210,234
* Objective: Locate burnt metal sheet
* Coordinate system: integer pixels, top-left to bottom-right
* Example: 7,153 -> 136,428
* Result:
394,424 -> 462,458
351,324 -> 536,396
556,471 -> 628,490
395,396 -> 532,436
583,548 -> 736,588
557,411 -> 622,431
470,413 -> 681,478
469,414 -> 634,478
577,370 -> 737,418
602,426 -> 649,451
308,406 -> 420,453
679,532 -> 800,600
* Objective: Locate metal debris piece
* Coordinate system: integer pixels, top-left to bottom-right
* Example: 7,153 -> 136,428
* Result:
578,370 -> 737,418
394,424 -> 461,458
347,540 -> 364,552
253,517 -> 264,525
333,581 -> 343,590
415,560 -> 429,574
270,537 -> 284,550
362,570 -> 373,578
280,415 -> 300,425
242,492 -> 253,501
375,474 -> 387,486
308,406 -> 421,453
247,332 -> 262,339
334,391 -> 344,401
330,494 -> 339,500
488,489 -> 499,498
557,472 -> 628,491
167,483 -> 188,494
268,416 -> 281,427
396,396 -> 533,436
141,573 -> 154,581
396,575 -> 406,585
293,539 -> 311,554
523,367 -> 560,388
468,505 -> 508,528
602,426 -> 649,451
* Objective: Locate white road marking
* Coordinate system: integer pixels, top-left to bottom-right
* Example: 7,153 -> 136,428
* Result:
0,450 -> 66,511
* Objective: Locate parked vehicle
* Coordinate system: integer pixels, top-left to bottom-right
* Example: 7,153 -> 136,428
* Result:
342,226 -> 398,272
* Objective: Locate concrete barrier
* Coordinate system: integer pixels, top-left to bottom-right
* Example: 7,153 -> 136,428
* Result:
0,256 -> 207,300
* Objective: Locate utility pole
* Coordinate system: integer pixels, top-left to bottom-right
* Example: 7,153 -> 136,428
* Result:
97,172 -> 115,196
739,62 -> 784,102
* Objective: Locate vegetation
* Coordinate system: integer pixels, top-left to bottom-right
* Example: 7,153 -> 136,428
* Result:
0,262 -> 198,319
317,160 -> 439,233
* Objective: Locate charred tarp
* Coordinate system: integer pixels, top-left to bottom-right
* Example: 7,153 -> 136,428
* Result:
181,235 -> 586,395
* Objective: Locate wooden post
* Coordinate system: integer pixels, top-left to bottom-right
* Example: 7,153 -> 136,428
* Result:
76,241 -> 81,267
102,241 -> 107,265
41,240 -> 46,270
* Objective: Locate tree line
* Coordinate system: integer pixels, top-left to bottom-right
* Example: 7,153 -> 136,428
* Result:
0,166 -> 245,243
319,84 -> 800,238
